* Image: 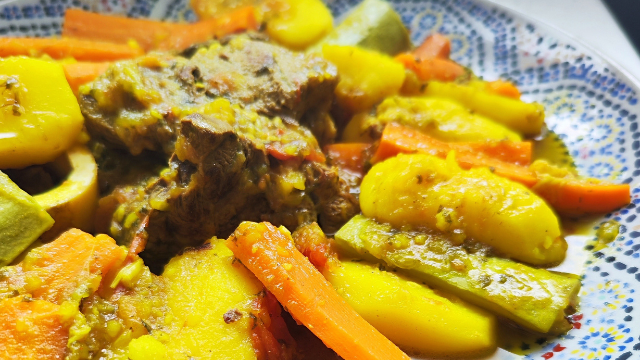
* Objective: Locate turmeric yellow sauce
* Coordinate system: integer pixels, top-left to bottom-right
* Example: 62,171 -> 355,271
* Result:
0,0 -> 632,359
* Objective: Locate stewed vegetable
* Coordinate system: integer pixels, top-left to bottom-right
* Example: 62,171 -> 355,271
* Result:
0,0 -> 631,359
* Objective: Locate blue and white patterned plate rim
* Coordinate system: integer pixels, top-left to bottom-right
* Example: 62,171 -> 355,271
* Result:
1,0 -> 640,359
481,0 -> 640,92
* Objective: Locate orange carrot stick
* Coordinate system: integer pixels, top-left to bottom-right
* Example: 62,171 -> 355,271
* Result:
373,122 -> 532,165
324,143 -> 371,175
226,222 -> 410,360
62,7 -> 258,52
63,8 -> 201,51
160,7 -> 258,50
63,61 -> 111,94
486,80 -> 521,99
8,229 -> 125,304
533,177 -> 631,217
372,123 -> 630,215
457,155 -> 539,187
372,123 -> 538,187
0,37 -> 143,61
33,230 -> 124,304
414,33 -> 451,59
395,53 -> 465,82
210,6 -> 259,39
0,297 -> 69,359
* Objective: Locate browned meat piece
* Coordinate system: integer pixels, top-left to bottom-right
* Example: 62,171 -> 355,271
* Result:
90,142 -> 167,195
80,34 -> 338,156
84,34 -> 355,271
111,108 -> 358,272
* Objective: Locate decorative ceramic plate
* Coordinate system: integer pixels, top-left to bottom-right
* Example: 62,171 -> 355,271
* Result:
1,0 -> 639,359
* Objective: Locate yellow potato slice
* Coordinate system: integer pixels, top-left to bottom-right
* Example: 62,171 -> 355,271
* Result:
0,57 -> 83,169
360,153 -> 566,266
325,260 -> 497,357
267,0 -> 334,50
322,45 -> 405,113
161,240 -> 264,360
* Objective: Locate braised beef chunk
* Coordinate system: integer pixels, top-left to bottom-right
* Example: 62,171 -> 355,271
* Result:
80,34 -> 338,156
84,35 -> 357,271
81,54 -> 183,155
300,162 -> 360,233
110,109 -> 358,272
126,114 -> 267,270
90,142 -> 167,195
192,36 -> 337,125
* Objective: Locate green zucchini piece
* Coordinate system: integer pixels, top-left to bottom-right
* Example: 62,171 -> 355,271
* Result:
0,171 -> 54,266
334,215 -> 580,334
312,0 -> 411,56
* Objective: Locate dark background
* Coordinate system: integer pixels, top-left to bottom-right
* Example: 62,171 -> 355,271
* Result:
603,0 -> 640,56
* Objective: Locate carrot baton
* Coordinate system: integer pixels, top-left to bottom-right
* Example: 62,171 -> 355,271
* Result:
0,297 -> 69,359
152,22 -> 210,51
372,123 -> 630,215
485,79 -> 521,99
0,37 -> 142,61
400,34 -> 521,97
372,121 -> 537,188
324,143 -> 371,175
226,222 -> 410,360
62,7 -> 258,52
533,177 -> 631,217
414,33 -> 451,59
372,122 -> 532,165
324,139 -> 529,191
395,53 -> 465,82
394,32 -> 465,82
454,156 -> 537,187
210,6 -> 259,39
155,8 -> 260,51
1,229 -> 125,305
469,139 -> 531,164
63,8 -> 193,51
63,61 -> 111,94
371,122 -> 538,187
